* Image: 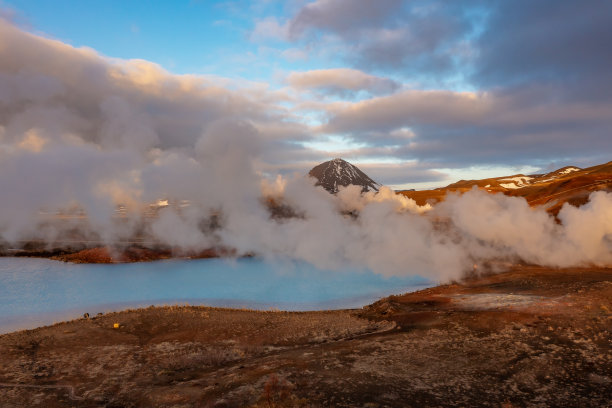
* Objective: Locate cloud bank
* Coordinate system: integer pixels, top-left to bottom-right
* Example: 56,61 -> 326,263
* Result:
252,0 -> 612,172
1,18 -> 612,283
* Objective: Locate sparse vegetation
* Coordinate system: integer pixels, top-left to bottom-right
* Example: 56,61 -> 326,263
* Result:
0,266 -> 610,407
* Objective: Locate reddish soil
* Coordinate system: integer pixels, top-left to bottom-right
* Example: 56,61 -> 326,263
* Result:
400,161 -> 612,216
47,246 -> 237,264
50,246 -> 171,264
1,266 -> 610,407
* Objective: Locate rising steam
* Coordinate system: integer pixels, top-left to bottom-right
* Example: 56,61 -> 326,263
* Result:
1,19 -> 611,282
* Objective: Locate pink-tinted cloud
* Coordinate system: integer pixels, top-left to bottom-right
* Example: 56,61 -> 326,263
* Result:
287,68 -> 400,96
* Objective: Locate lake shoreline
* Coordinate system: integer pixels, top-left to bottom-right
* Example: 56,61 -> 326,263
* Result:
1,245 -> 230,264
0,256 -> 430,335
1,265 -> 610,407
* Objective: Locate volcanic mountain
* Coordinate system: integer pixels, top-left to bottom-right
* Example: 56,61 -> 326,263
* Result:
309,158 -> 381,194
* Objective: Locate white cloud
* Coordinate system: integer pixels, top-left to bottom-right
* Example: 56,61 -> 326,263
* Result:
281,47 -> 308,62
250,17 -> 289,41
287,68 -> 400,96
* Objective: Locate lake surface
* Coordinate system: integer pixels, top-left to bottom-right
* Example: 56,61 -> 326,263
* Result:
0,257 -> 430,334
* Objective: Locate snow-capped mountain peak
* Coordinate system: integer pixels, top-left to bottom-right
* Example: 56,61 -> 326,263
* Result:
308,158 -> 381,194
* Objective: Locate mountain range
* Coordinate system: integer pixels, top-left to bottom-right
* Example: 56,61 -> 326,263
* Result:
310,159 -> 612,215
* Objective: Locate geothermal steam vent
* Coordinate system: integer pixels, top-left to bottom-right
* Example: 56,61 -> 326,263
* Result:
309,158 -> 381,194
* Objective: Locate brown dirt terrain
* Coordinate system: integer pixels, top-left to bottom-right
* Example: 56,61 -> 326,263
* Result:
1,266 -> 610,407
50,246 -> 234,264
400,161 -> 612,215
3,245 -> 237,264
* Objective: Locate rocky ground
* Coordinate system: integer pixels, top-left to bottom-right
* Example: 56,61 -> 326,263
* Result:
0,266 -> 610,407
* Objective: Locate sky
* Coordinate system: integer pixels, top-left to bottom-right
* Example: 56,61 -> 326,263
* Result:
1,0 -> 611,189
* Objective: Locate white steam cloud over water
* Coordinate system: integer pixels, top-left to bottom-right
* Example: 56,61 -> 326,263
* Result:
1,20 -> 612,282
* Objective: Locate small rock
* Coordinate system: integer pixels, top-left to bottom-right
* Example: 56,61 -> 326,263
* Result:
213,399 -> 229,408
589,373 -> 611,385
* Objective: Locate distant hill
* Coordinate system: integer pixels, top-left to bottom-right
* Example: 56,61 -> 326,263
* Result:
309,158 -> 380,194
400,161 -> 612,215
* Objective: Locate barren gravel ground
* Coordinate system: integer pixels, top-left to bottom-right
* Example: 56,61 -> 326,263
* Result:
0,266 -> 610,407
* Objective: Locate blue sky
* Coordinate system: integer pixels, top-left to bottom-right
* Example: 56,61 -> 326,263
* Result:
6,1 -> 268,76
4,1 -> 335,84
1,0 -> 611,189
3,0 -> 481,90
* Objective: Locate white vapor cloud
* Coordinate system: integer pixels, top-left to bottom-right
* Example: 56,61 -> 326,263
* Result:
1,19 -> 611,284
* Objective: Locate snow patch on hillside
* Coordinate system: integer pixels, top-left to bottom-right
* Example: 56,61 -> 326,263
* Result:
558,167 -> 580,175
499,176 -> 533,189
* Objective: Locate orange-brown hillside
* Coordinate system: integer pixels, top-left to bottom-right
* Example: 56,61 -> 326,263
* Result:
400,161 -> 612,215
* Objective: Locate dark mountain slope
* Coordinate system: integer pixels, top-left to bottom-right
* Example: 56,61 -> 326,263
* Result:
309,158 -> 380,194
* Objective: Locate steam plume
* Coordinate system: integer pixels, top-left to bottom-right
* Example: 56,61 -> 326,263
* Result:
1,19 -> 611,282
